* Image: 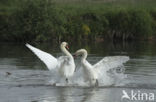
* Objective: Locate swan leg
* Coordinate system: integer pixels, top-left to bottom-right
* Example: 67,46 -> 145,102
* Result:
95,79 -> 99,87
66,78 -> 68,83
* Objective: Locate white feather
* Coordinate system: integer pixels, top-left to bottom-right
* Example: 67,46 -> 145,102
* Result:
57,56 -> 75,78
26,43 -> 58,70
26,43 -> 75,79
75,49 -> 129,85
93,56 -> 129,77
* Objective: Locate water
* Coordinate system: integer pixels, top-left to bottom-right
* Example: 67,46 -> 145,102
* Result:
0,41 -> 156,102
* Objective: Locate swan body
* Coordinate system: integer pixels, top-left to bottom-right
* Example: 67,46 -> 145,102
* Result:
26,42 -> 75,82
74,49 -> 129,86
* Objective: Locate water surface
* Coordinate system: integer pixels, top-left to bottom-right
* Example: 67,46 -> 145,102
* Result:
0,41 -> 156,102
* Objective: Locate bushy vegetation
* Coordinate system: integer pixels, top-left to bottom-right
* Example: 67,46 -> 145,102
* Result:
0,0 -> 156,42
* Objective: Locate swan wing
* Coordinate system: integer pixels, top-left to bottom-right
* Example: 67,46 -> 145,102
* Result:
26,43 -> 58,70
93,56 -> 129,76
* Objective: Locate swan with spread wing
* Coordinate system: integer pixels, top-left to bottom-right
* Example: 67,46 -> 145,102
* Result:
74,49 -> 129,86
26,42 -> 75,83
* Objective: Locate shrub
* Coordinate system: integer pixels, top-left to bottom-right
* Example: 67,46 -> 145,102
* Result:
0,0 -> 156,42
6,0 -> 67,42
129,10 -> 153,39
105,9 -> 154,40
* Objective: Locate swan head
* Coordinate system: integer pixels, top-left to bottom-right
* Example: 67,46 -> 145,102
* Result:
74,49 -> 88,59
61,42 -> 69,49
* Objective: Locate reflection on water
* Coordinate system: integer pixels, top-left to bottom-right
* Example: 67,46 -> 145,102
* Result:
0,41 -> 156,102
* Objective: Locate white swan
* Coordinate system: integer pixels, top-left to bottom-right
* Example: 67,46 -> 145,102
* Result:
74,49 -> 129,86
26,42 -> 75,83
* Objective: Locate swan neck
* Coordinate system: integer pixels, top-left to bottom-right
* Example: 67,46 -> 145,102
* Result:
81,52 -> 87,62
61,46 -> 72,58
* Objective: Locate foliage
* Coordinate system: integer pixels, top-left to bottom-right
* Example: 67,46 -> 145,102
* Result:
0,0 -> 156,42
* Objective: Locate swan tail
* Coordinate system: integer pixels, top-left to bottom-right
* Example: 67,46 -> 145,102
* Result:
26,43 -> 58,70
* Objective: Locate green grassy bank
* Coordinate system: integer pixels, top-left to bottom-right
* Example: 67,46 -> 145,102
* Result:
0,0 -> 156,42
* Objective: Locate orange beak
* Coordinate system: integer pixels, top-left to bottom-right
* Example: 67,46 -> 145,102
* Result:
66,45 -> 69,50
72,54 -> 77,59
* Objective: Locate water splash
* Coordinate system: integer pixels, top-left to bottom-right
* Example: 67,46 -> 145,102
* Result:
48,65 -> 127,87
